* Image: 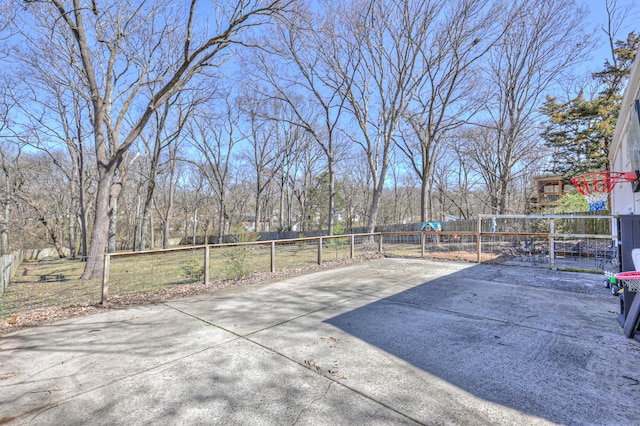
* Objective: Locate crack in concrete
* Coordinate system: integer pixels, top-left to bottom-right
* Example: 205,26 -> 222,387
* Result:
165,300 -> 424,424
292,381 -> 333,425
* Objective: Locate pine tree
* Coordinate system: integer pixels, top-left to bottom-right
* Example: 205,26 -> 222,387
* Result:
541,32 -> 640,178
541,92 -> 607,175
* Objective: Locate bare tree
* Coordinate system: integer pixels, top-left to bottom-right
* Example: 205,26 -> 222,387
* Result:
601,0 -> 639,75
157,135 -> 183,249
238,96 -> 285,233
274,121 -> 315,232
482,0 -> 591,213
442,135 -> 484,220
0,76 -> 20,255
12,152 -> 73,258
186,97 -> 240,238
250,2 -> 351,235
320,0 -> 439,232
0,41 -> 98,260
107,151 -> 139,252
0,145 -> 20,255
458,124 -> 547,214
136,94 -> 196,251
339,154 -> 373,230
396,0 -> 502,222
14,0 -> 291,278
13,68 -> 95,259
283,129 -> 322,232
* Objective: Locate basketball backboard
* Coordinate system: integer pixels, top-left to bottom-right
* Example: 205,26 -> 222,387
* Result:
627,100 -> 640,184
609,46 -> 640,214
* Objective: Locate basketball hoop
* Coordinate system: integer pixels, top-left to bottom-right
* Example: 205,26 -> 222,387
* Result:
614,271 -> 640,292
570,171 -> 639,213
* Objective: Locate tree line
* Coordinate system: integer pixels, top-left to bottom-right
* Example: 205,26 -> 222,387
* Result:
0,0 -> 635,278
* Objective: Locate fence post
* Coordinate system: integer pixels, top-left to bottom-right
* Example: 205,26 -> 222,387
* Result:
421,233 -> 426,258
101,254 -> 110,304
204,245 -> 210,285
476,216 -> 482,263
271,241 -> 276,272
378,233 -> 383,253
549,218 -> 555,269
318,237 -> 323,265
0,256 -> 5,296
350,235 -> 355,259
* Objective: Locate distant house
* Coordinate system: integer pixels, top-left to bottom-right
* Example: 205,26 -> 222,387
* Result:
241,216 -> 275,232
530,174 -> 572,213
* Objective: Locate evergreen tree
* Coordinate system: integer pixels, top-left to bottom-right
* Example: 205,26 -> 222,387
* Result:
551,189 -> 589,214
541,32 -> 640,178
541,92 -> 608,175
306,173 -> 345,230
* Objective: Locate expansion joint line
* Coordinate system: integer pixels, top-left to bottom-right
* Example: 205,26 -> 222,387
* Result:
387,298 -> 580,339
164,300 -> 424,425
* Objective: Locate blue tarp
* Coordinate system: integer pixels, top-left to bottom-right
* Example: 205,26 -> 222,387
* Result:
421,222 -> 441,231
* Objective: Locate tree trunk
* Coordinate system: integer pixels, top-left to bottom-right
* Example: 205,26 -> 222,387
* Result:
427,176 -> 434,221
0,216 -> 8,256
53,239 -> 66,258
366,183 -> 383,233
107,189 -> 119,253
279,176 -> 285,231
79,205 -> 89,259
193,208 -> 198,246
218,200 -> 225,238
68,167 -> 77,258
82,165 -> 114,279
163,192 -> 174,249
498,175 -> 510,215
163,155 -> 177,249
328,162 -> 335,236
150,209 -> 154,249
420,175 -> 429,223
255,175 -> 262,233
1,181 -> 8,256
162,208 -> 171,249
139,178 -> 156,251
77,149 -> 88,260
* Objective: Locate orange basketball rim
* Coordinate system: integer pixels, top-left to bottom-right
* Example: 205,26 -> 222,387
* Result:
570,171 -> 640,213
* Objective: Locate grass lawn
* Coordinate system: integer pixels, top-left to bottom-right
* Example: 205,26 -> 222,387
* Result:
1,240 -> 362,324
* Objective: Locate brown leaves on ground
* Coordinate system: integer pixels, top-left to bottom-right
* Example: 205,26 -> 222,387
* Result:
1,254 -> 382,336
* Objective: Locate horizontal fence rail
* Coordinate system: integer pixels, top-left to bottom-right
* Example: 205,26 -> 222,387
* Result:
101,233 -> 382,303
1,215 -> 618,324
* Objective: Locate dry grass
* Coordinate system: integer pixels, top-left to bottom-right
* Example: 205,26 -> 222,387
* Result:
0,241 -> 379,335
2,260 -> 101,317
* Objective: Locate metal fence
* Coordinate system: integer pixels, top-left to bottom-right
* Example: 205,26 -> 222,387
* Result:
1,215 -> 618,324
379,215 -> 617,272
101,234 -> 382,303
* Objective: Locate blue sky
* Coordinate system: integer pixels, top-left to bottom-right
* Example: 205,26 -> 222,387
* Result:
581,0 -> 639,72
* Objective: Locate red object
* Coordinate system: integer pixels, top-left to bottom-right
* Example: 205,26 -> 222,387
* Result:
614,271 -> 640,282
570,171 -> 638,195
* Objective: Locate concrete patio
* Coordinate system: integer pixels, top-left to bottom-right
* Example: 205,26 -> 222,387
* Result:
1,258 -> 639,425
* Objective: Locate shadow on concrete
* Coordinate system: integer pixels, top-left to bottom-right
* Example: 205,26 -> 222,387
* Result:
324,263 -> 636,425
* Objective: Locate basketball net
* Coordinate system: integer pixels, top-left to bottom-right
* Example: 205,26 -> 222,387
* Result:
584,192 -> 608,213
570,171 -> 639,213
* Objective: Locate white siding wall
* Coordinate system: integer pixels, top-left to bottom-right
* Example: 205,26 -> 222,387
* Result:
610,46 -> 640,215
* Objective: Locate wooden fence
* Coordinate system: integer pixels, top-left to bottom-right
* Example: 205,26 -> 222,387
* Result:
1,250 -> 24,296
100,215 -> 617,303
